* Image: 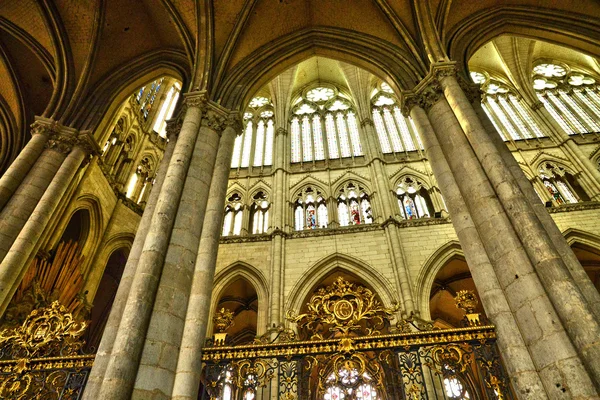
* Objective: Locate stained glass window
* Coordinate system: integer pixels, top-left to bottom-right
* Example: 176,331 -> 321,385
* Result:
140,78 -> 164,120
396,177 -> 433,219
337,183 -> 373,226
294,187 -> 328,230
290,89 -> 363,163
264,119 -> 274,166
539,163 -> 580,205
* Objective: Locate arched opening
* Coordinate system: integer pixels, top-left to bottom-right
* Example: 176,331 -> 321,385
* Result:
60,209 -> 91,248
571,243 -> 600,292
429,256 -> 486,329
214,278 -> 258,345
84,247 -> 129,351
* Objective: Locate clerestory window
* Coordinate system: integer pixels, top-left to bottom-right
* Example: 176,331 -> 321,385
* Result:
231,97 -> 274,168
290,86 -> 363,163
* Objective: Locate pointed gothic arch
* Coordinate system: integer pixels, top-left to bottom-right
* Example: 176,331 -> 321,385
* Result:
211,261 -> 269,337
285,253 -> 399,320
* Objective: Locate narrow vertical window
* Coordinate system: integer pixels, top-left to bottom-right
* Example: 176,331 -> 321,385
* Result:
312,114 -> 325,160
509,96 -> 545,138
241,121 -> 253,167
263,119 -> 274,166
336,113 -> 352,158
394,107 -> 416,151
373,109 -> 392,153
326,114 -> 339,158
253,120 -> 265,166
302,115 -> 313,161
291,117 -> 301,163
383,108 -> 403,152
231,134 -> 243,168
347,112 -> 363,156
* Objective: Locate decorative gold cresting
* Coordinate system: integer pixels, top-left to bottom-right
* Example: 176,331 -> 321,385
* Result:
213,307 -> 234,346
0,301 -> 87,359
455,290 -> 481,326
286,277 -> 400,339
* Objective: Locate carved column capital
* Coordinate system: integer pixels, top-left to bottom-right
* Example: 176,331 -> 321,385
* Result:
45,131 -> 78,154
76,131 -> 100,156
30,119 -> 60,137
183,91 -> 209,110
403,80 -> 444,114
275,127 -> 288,137
201,110 -> 227,135
165,119 -> 182,140
225,112 -> 243,132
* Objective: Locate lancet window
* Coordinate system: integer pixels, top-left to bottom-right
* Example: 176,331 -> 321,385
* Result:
532,62 -> 600,135
539,162 -> 580,205
222,193 -> 244,236
371,83 -> 424,153
138,78 -> 164,120
231,97 -> 274,168
249,191 -> 270,234
469,71 -> 546,141
396,177 -> 432,219
290,86 -> 363,163
336,182 -> 373,226
294,186 -> 328,230
152,82 -> 181,138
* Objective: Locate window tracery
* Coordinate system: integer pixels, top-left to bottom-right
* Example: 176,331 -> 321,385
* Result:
539,162 -> 579,204
290,86 -> 363,163
469,71 -> 546,141
336,182 -> 373,226
294,186 -> 328,230
125,156 -> 155,204
231,99 -> 274,168
250,191 -> 270,234
222,193 -> 244,236
531,62 -> 600,135
396,177 -> 432,219
371,85 -> 424,154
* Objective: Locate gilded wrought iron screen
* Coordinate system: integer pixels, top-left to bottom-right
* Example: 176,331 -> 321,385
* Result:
200,278 -> 513,400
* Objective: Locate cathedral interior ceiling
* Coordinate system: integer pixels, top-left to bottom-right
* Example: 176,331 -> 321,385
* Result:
0,0 -> 599,171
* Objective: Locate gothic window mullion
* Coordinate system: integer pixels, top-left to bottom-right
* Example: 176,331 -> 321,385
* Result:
559,90 -> 599,132
332,112 -> 343,160
343,113 -> 355,162
482,100 -> 512,142
497,95 -> 529,139
487,96 -> 522,140
318,113 -> 330,161
578,89 -> 600,121
510,96 -> 546,139
546,91 -> 586,134
537,93 -> 576,135
569,89 -> 600,131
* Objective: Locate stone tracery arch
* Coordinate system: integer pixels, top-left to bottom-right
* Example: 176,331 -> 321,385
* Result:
285,253 -> 399,320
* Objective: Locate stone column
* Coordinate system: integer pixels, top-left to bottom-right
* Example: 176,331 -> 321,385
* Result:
473,96 -> 600,320
409,105 -> 546,399
0,118 -> 52,211
268,127 -> 288,328
411,77 -> 597,397
95,92 -> 206,400
439,69 -> 600,386
361,117 -> 415,314
0,132 -> 96,314
171,114 -> 240,400
83,122 -> 179,399
0,125 -> 76,263
132,104 -> 226,399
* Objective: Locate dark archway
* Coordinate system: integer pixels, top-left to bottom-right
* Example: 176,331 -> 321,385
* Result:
215,277 -> 258,345
84,247 -> 128,351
